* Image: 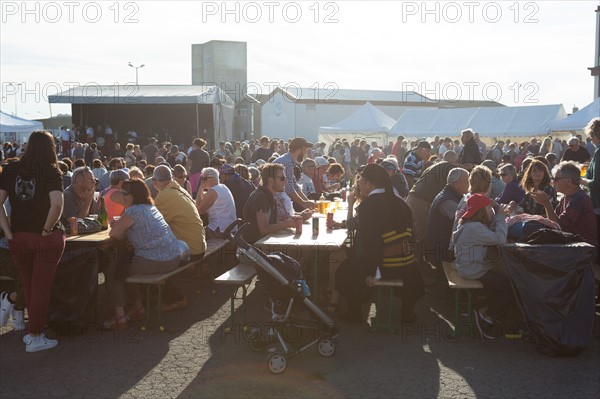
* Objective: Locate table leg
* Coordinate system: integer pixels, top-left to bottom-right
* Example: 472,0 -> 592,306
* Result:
313,250 -> 319,301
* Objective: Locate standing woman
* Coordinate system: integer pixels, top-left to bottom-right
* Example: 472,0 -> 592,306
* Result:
0,131 -> 66,352
539,137 -> 553,157
582,117 -> 600,253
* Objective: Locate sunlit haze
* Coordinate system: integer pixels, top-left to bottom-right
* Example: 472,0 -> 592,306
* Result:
1,0 -> 598,119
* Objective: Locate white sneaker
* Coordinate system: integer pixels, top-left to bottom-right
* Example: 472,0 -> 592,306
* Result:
0,292 -> 14,326
25,333 -> 58,353
11,309 -> 25,331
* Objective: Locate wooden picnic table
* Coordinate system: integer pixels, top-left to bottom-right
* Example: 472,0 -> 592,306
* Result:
66,229 -> 114,249
255,212 -> 349,300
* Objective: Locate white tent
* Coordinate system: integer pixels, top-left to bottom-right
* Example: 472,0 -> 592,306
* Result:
551,97 -> 600,133
390,104 -> 566,142
317,102 -> 396,146
0,110 -> 43,143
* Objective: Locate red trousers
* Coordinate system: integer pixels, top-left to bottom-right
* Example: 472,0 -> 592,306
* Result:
9,229 -> 66,335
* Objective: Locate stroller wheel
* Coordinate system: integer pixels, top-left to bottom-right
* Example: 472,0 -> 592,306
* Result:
317,338 -> 336,357
267,352 -> 287,374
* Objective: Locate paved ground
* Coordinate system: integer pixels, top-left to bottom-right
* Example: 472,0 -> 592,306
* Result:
1,270 -> 599,399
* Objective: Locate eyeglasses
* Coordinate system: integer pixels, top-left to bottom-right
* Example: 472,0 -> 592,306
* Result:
552,176 -> 567,182
500,173 -> 508,177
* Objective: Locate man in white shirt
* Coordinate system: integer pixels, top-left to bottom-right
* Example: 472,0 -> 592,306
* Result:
60,126 -> 71,157
85,125 -> 94,143
438,137 -> 453,156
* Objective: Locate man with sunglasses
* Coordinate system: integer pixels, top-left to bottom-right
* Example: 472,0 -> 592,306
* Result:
532,162 -> 597,246
63,166 -> 99,219
561,137 -> 591,164
242,163 -> 303,244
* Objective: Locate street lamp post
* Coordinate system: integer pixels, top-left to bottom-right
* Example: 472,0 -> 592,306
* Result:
6,83 -> 22,115
128,62 -> 145,85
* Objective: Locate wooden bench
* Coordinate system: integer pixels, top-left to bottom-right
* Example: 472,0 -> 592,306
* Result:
201,238 -> 229,294
122,238 -> 228,331
442,261 -> 483,336
126,259 -> 203,331
214,263 -> 257,332
366,276 -> 404,333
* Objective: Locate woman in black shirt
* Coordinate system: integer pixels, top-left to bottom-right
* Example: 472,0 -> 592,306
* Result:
0,131 -> 65,352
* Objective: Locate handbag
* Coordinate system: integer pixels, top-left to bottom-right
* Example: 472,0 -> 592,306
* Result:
77,217 -> 103,234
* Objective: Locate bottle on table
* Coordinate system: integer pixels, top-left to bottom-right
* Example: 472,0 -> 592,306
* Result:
98,197 -> 109,230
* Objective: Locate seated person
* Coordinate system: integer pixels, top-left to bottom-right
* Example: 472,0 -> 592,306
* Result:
482,160 -> 505,200
380,157 -> 409,198
336,164 -> 424,324
451,165 -> 493,238
561,137 -> 591,164
496,164 -> 525,205
98,158 -> 124,192
322,163 -> 344,193
173,164 -> 193,196
242,163 -> 305,244
105,179 -> 182,329
219,163 -> 254,219
63,166 -> 99,219
58,161 -> 71,189
153,165 -> 207,311
425,168 -> 469,271
451,194 -> 512,339
515,160 -> 557,216
298,159 -> 317,200
195,167 -> 237,238
532,162 -> 597,246
100,170 -> 129,221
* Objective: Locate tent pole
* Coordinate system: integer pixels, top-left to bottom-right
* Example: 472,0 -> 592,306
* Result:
196,102 -> 200,138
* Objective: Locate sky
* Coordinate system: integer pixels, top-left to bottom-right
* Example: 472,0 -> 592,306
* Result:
1,0 -> 599,120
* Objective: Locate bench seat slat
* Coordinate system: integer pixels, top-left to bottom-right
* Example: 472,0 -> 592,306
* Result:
215,263 -> 256,285
368,278 -> 404,287
126,260 -> 201,285
442,262 -> 483,289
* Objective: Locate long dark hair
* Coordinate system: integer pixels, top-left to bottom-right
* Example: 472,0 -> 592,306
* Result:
19,131 -> 60,173
521,159 -> 551,192
122,178 -> 153,206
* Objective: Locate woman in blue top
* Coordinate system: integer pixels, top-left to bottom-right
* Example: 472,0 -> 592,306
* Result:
106,178 -> 181,329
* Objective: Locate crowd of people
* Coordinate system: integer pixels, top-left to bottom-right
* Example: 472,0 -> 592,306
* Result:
1,117 -> 599,351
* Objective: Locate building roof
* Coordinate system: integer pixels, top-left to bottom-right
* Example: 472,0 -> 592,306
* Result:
48,85 -> 235,106
438,99 -> 505,108
259,86 -> 436,106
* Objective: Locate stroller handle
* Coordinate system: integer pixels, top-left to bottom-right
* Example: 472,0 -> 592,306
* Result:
223,219 -> 251,250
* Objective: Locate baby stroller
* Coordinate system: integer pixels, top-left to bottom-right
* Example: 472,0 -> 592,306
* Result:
223,220 -> 339,374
